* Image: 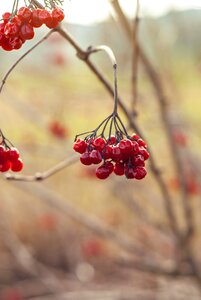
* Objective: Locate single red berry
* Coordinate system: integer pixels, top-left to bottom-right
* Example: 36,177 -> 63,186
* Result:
137,138 -> 147,148
80,152 -> 92,165
2,12 -> 11,23
0,161 -> 11,172
139,147 -> 149,160
11,158 -> 23,172
93,137 -> 106,151
8,147 -> 19,162
96,165 -> 110,179
1,37 -> 13,51
52,8 -> 65,22
9,36 -> 23,50
104,161 -> 114,174
111,145 -> 122,161
73,139 -> 87,154
12,16 -> 23,28
107,135 -> 116,145
20,24 -> 34,40
17,7 -> 32,23
132,154 -> 145,167
114,162 -> 124,176
4,22 -> 20,37
132,133 -> 139,140
119,139 -> 133,155
102,144 -> 112,159
30,9 -> 43,28
0,146 -> 7,163
134,166 -> 147,180
89,150 -> 102,164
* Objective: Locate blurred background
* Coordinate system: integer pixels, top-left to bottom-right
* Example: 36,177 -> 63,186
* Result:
0,0 -> 201,299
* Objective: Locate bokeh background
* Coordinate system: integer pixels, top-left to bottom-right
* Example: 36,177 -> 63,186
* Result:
0,1 -> 201,299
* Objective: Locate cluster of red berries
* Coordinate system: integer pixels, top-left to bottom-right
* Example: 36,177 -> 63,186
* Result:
0,145 -> 23,172
73,134 -> 149,180
0,7 -> 65,51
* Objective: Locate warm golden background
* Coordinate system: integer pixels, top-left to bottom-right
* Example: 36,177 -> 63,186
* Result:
0,1 -> 201,299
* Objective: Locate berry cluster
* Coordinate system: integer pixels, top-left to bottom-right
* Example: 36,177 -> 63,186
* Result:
73,133 -> 149,180
0,145 -> 23,172
0,7 -> 65,51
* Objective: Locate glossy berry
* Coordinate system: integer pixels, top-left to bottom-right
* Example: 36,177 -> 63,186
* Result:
134,167 -> 147,180
4,22 -> 20,37
73,139 -> 87,154
8,147 -> 19,162
39,9 -> 52,25
102,145 -> 112,159
80,152 -> 92,165
89,150 -> 102,164
112,146 -> 122,161
52,8 -> 65,22
96,165 -> 110,179
93,137 -> 106,151
30,9 -> 43,28
125,167 -> 135,179
20,24 -> 34,40
114,162 -> 124,176
0,161 -> 11,172
17,7 -> 32,23
11,158 -> 23,172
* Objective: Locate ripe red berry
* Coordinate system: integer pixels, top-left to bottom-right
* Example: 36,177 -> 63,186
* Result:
8,147 -> 19,162
11,158 -> 23,172
0,161 -> 10,172
80,152 -> 92,165
104,161 -> 114,174
93,137 -> 106,151
9,36 -> 23,50
1,37 -> 13,51
96,165 -> 110,179
20,24 -> 34,40
132,134 -> 139,140
89,150 -> 102,164
132,141 -> 140,154
17,7 -> 32,23
137,138 -> 147,148
119,139 -> 133,155
52,8 -> 65,22
134,167 -> 147,180
114,162 -> 124,176
38,9 -> 52,25
4,22 -> 20,37
111,145 -> 122,161
132,154 -> 145,167
107,135 -> 116,145
45,16 -> 59,29
30,9 -> 43,28
102,144 -> 112,159
125,166 -> 135,179
73,139 -> 87,154
139,147 -> 149,160
2,12 -> 11,23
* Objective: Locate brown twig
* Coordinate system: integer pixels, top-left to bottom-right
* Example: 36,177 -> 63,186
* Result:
5,154 -> 78,181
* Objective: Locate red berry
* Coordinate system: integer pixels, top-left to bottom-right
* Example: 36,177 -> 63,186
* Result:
104,161 -> 114,174
1,37 -> 13,51
125,166 -> 135,179
132,134 -> 139,140
0,161 -> 11,172
139,147 -> 149,160
2,12 -> 11,23
102,144 -> 112,159
4,22 -> 20,37
107,135 -> 116,145
132,141 -> 140,154
9,36 -> 23,50
96,165 -> 110,179
8,147 -> 19,162
93,137 -> 106,151
132,154 -> 145,167
80,152 -> 92,165
12,16 -> 23,28
39,9 -> 52,25
20,24 -> 34,40
17,7 -> 32,23
52,8 -> 65,22
119,139 -> 133,155
111,145 -> 122,161
11,158 -> 23,172
0,146 -> 7,163
89,150 -> 102,164
134,167 -> 147,180
45,16 -> 59,29
30,9 -> 43,28
73,139 -> 87,154
114,162 -> 124,176
137,138 -> 147,148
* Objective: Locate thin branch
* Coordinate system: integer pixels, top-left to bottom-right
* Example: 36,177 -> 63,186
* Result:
0,30 -> 53,94
5,155 -> 78,181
